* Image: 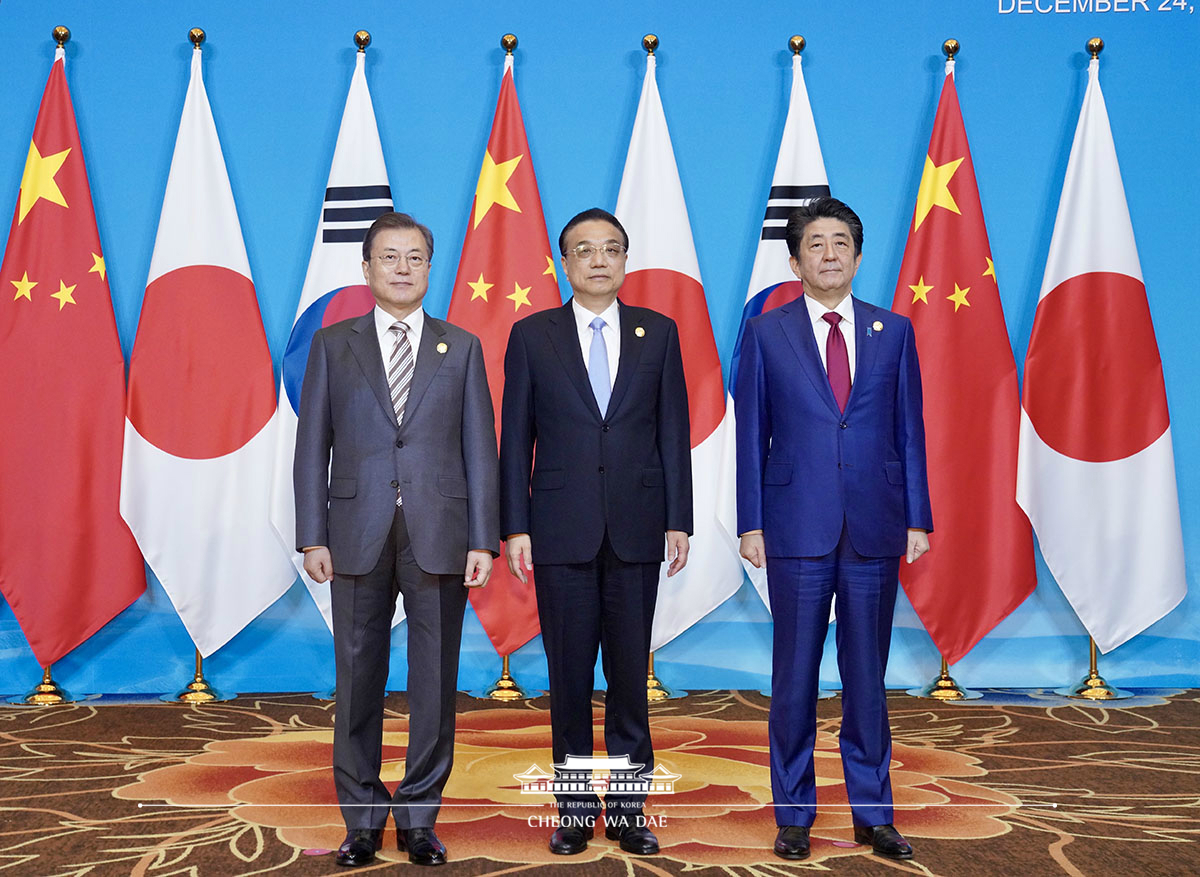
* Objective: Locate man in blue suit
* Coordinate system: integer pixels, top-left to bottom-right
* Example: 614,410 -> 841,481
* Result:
735,198 -> 932,862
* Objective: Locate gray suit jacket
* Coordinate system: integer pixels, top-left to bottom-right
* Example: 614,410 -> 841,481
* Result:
294,310 -> 499,576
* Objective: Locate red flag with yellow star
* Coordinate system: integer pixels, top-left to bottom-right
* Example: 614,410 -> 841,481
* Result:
891,63 -> 1035,665
0,50 -> 145,665
447,53 -> 555,655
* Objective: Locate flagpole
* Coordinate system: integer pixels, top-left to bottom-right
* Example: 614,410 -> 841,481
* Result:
1046,38 -> 1128,705
1056,636 -> 1131,700
307,24 -> 370,709
907,656 -> 981,701
163,648 -> 233,703
634,32 -> 685,706
479,654 -> 529,701
10,665 -> 77,705
647,652 -> 687,701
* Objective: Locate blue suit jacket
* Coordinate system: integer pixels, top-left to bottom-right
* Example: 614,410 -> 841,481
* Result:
735,296 -> 932,558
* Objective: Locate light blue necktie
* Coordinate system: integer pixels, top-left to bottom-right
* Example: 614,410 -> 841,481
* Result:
588,316 -> 611,414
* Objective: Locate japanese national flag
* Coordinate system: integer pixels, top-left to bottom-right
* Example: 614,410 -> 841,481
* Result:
120,46 -> 295,656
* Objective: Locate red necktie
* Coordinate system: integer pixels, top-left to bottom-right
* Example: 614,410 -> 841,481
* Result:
822,312 -> 851,412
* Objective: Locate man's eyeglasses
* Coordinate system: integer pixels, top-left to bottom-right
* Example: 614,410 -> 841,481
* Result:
374,252 -> 429,269
568,243 -> 626,261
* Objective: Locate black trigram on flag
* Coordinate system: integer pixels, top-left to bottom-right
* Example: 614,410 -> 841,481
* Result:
759,184 -> 830,240
321,185 -> 393,244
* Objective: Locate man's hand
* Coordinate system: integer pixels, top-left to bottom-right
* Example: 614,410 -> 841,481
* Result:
464,550 -> 493,588
666,530 -> 690,577
906,529 -> 930,564
506,533 -> 533,583
739,530 -> 765,569
303,546 -> 333,583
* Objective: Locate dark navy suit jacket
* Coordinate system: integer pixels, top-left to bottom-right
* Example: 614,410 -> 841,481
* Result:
735,296 -> 932,558
499,299 -> 692,565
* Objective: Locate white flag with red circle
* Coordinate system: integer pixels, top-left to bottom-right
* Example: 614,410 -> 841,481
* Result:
1015,56 -> 1186,653
120,47 -> 295,656
615,52 -> 744,650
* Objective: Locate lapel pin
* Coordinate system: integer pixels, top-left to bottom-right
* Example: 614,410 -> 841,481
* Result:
635,326 -> 645,338
872,320 -> 884,334
436,341 -> 448,354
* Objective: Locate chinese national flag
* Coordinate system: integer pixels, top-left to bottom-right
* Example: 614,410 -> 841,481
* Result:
0,51 -> 145,666
891,66 -> 1036,665
447,55 -> 555,656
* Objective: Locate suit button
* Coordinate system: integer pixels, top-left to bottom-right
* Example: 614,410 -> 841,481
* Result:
598,466 -> 605,474
390,480 -> 400,488
602,424 -> 610,432
840,422 -> 848,429
395,439 -> 404,448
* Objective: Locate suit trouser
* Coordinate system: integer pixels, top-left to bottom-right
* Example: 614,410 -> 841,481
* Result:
330,505 -> 467,831
534,533 -> 659,828
766,524 -> 901,828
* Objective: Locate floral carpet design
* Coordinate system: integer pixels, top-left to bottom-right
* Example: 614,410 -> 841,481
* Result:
1,689 -> 1196,875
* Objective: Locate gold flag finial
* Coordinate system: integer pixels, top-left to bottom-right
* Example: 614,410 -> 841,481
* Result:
189,28 -> 206,49
789,35 -> 806,55
501,33 -> 517,55
52,26 -> 70,48
642,34 -> 658,55
355,30 -> 371,52
1087,37 -> 1104,59
943,39 -> 960,59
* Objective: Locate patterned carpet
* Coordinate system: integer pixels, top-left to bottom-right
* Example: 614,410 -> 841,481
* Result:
0,689 -> 1196,875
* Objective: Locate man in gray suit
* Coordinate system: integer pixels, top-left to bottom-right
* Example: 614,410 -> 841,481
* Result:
294,212 -> 499,868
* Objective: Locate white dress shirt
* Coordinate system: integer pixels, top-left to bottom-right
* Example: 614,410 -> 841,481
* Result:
803,292 -> 856,382
374,305 -> 425,370
572,297 -> 620,392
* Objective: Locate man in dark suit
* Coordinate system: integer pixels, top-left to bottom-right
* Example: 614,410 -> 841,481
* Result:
735,198 -> 932,862
500,208 -> 691,857
294,212 -> 499,868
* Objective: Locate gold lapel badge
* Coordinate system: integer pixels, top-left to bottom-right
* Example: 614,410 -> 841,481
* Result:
436,341 -> 448,354
871,320 -> 884,335
635,326 -> 645,337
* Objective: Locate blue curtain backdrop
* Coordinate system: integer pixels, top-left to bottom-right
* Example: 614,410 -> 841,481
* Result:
1,1 -> 1196,694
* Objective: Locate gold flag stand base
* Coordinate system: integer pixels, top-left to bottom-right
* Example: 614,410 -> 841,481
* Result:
647,653 -> 687,701
9,666 -> 76,705
907,658 -> 981,701
161,650 -> 233,704
1055,638 -> 1131,700
477,655 -> 530,701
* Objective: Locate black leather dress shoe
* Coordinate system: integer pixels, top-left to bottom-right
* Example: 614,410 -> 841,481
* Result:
548,824 -> 594,855
774,825 -> 811,860
335,829 -> 382,867
397,827 -> 447,866
604,821 -> 659,855
853,823 -> 913,859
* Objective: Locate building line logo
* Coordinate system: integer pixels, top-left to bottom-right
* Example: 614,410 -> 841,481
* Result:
515,755 -> 681,795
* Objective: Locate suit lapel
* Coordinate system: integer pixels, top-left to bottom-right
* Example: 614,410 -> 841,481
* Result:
348,312 -> 397,425
546,300 -> 603,420
605,300 -> 643,418
399,313 -> 447,428
846,297 -> 879,412
779,300 -> 842,417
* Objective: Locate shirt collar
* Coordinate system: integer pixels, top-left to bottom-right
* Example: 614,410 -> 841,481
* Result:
803,291 -> 855,327
572,297 -> 620,333
375,304 -> 424,337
